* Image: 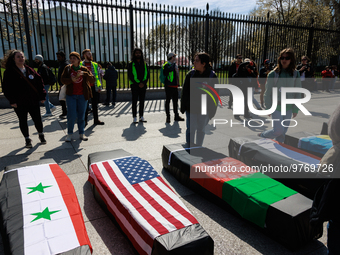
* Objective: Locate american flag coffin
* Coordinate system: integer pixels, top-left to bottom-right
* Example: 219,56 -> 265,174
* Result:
228,137 -> 325,199
161,143 -> 323,250
88,149 -> 213,255
0,159 -> 92,255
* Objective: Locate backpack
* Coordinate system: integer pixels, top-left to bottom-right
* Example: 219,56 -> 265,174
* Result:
159,64 -> 167,84
47,67 -> 57,85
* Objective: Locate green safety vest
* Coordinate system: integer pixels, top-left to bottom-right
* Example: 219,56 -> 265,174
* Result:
163,62 -> 174,83
80,61 -> 101,88
130,61 -> 148,84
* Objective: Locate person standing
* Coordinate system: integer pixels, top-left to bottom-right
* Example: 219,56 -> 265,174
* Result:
296,56 -> 314,92
228,54 -> 242,109
162,52 -> 184,123
35,54 -> 56,117
61,52 -> 94,142
81,49 -> 105,125
56,51 -> 69,118
128,48 -> 149,123
330,65 -> 339,91
321,66 -> 334,92
103,62 -> 118,107
259,59 -> 271,108
180,52 -> 218,146
259,48 -> 301,143
2,50 -> 46,148
310,103 -> 340,255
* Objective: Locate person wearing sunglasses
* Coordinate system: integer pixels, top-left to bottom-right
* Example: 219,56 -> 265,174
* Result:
258,48 -> 301,142
297,56 -> 314,92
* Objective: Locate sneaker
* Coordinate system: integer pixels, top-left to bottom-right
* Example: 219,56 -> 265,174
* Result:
39,134 -> 46,144
25,138 -> 32,148
42,113 -> 52,117
65,134 -> 72,142
133,117 -> 138,123
51,106 -> 56,113
139,117 -> 147,122
79,134 -> 88,141
94,120 -> 105,125
166,116 -> 171,123
174,115 -> 184,121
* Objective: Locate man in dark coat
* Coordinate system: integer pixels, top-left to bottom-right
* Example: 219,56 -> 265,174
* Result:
103,62 -> 118,107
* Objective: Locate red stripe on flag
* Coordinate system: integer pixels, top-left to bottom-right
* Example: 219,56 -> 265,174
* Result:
146,177 -> 198,225
102,162 -> 170,236
157,178 -> 176,194
273,140 -> 322,160
89,165 -> 152,255
133,184 -> 186,230
50,164 -> 92,253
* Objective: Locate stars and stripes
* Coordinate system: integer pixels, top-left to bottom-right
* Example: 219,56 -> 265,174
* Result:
89,156 -> 199,255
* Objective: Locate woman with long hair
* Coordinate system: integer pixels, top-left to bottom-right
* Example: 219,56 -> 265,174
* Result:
180,52 -> 218,146
61,52 -> 94,142
2,49 -> 46,148
259,48 -> 301,142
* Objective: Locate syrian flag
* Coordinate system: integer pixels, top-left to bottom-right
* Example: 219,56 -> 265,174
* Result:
89,156 -> 199,255
0,163 -> 92,255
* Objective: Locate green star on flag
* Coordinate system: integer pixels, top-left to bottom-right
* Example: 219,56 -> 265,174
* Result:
31,207 -> 61,223
27,182 -> 52,194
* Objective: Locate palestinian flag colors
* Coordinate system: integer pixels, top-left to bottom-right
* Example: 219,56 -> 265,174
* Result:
162,143 -> 323,249
88,150 -> 213,255
228,137 -> 324,198
0,162 -> 92,255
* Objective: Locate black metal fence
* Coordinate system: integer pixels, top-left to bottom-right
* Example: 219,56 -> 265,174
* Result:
0,0 -> 339,89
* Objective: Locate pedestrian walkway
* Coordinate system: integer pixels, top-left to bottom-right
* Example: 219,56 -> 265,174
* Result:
1,91 -> 338,254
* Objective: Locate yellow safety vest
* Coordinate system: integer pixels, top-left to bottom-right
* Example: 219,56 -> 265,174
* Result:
130,61 -> 147,85
80,61 -> 101,88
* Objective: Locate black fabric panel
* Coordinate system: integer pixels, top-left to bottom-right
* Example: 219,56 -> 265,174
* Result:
87,149 -> 132,170
152,224 -> 214,255
266,193 -> 323,249
228,138 -> 324,199
0,170 -> 24,255
321,122 -> 328,135
60,245 -> 92,255
162,144 -> 323,250
4,159 -> 56,172
284,132 -> 325,158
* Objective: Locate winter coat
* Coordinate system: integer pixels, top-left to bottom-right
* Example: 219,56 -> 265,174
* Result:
3,65 -> 46,107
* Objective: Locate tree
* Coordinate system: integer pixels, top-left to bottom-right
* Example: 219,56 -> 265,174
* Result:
0,0 -> 41,47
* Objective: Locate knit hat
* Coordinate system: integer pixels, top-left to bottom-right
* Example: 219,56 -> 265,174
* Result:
264,59 -> 270,65
69,52 -> 81,61
35,54 -> 43,62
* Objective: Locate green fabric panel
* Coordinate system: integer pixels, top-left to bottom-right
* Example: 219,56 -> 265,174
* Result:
222,172 -> 297,227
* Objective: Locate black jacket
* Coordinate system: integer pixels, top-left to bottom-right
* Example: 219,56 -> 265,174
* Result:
3,65 -> 46,106
103,65 -> 118,85
128,60 -> 149,87
229,62 -> 239,78
296,64 -> 314,78
58,60 -> 70,86
37,63 -> 51,85
180,68 -> 218,119
163,62 -> 178,87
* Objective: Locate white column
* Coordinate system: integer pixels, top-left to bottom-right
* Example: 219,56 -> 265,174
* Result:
69,27 -> 74,52
52,26 -> 58,57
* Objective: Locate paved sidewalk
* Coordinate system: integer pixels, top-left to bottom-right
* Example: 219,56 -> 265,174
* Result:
1,90 -> 338,254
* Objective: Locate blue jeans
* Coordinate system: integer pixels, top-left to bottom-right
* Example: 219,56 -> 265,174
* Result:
44,85 -> 55,114
327,220 -> 340,255
66,95 -> 88,135
261,109 -> 292,143
105,83 -> 117,105
186,112 -> 209,146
